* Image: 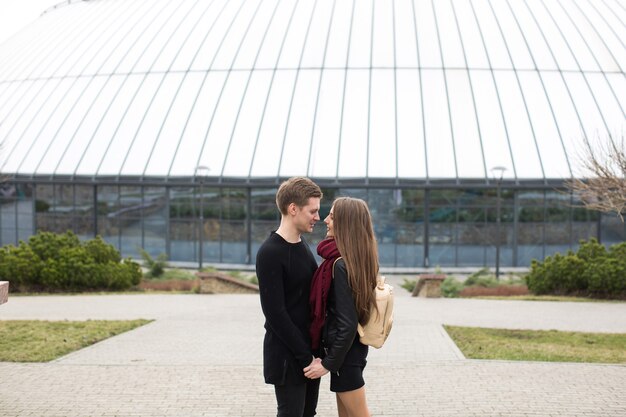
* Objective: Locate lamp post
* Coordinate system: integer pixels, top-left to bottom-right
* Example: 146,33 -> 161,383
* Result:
195,165 -> 210,271
491,166 -> 506,280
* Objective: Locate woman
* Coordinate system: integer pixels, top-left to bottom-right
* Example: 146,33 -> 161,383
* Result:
304,197 -> 379,417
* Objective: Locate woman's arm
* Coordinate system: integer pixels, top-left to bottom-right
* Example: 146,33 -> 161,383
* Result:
320,259 -> 358,372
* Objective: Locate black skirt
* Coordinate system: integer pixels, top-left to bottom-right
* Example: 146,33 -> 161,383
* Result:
329,335 -> 369,393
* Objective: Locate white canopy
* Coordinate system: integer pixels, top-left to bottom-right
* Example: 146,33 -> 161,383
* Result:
0,0 -> 624,183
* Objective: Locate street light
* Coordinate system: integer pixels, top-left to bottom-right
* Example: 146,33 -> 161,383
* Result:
491,166 -> 507,280
195,165 -> 210,270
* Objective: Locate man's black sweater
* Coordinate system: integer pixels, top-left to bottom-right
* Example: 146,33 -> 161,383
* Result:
256,231 -> 318,385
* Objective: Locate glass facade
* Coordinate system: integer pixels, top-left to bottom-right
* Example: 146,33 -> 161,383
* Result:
2,181 -> 623,268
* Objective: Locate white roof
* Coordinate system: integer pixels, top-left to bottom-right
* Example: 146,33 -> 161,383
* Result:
0,0 -> 624,183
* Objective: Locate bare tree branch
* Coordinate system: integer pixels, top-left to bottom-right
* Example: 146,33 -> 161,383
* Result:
565,134 -> 626,222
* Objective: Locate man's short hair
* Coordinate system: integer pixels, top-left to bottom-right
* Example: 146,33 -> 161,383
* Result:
276,177 -> 323,215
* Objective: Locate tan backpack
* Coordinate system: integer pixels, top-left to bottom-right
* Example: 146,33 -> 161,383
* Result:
332,258 -> 394,349
357,275 -> 394,348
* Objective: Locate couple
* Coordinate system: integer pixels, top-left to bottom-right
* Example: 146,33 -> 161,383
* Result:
256,177 -> 379,417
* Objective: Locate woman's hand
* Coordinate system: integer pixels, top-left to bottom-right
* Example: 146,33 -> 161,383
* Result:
303,357 -> 329,379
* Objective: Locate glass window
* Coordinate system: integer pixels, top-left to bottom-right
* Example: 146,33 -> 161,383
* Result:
415,0 -> 441,68
222,70 -> 273,177
143,187 -> 167,258
0,183 -> 18,246
300,0 -> 334,69
1,80 -> 55,174
199,71 -> 251,177
518,72 -> 570,178
98,74 -> 163,176
422,69 -> 455,179
471,0 -> 512,69
308,69 -> 344,178
232,0 -> 280,70
564,0 -> 621,72
250,70 -> 298,177
116,0 -> 181,74
169,72 -> 227,177
446,69 -> 485,178
97,185 -> 120,249
396,69 -> 426,179
433,0 -> 465,68
545,0 -> 598,72
184,0 -> 234,72
371,0 -> 394,68
121,73 -> 185,176
394,0 -> 419,68
255,0 -> 300,69
490,0 -> 534,70
221,188 -> 248,263
562,72 -> 607,146
601,212 -> 625,246
523,0 -> 577,71
34,184 -> 56,233
29,78 -> 92,175
544,190 -> 572,256
53,75 -> 122,176
347,0 -> 373,68
75,74 -> 143,176
506,0 -> 557,70
452,0 -> 489,69
211,0 -> 265,71
144,73 -> 205,177
118,186 -> 142,258
338,69 -> 368,178
169,186 -> 197,262
494,70 -> 542,179
73,185 -> 94,240
368,69 -> 396,178
280,69 -> 320,177
470,71 -> 515,180
277,0 -> 316,68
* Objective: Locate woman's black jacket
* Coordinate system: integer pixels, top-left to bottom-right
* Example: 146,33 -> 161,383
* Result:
321,258 -> 359,372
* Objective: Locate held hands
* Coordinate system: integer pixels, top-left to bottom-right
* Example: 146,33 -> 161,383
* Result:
303,357 -> 329,379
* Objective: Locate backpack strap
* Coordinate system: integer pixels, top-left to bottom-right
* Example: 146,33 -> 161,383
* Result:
331,257 -> 343,279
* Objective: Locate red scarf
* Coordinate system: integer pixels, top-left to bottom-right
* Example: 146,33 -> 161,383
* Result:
309,238 -> 341,350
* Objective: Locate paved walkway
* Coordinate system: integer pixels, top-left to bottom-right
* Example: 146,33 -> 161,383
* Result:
1,279 -> 626,416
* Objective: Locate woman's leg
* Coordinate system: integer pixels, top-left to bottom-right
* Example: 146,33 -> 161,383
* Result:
336,386 -> 370,417
336,393 -> 348,417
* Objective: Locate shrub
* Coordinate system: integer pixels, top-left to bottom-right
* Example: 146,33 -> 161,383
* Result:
441,277 -> 464,298
139,248 -> 168,278
526,239 -> 626,299
0,231 -> 141,293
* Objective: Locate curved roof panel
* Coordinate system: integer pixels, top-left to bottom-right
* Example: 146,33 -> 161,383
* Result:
0,0 -> 624,183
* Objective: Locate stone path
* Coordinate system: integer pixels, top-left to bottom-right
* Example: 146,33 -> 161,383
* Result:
1,282 -> 625,416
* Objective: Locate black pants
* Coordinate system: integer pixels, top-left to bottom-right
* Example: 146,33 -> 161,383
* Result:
274,377 -> 321,417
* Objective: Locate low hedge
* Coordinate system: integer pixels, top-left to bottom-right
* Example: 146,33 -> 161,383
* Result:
526,239 -> 626,299
0,231 -> 141,292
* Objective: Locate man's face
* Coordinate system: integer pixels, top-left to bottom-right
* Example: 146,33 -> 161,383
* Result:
292,197 -> 321,234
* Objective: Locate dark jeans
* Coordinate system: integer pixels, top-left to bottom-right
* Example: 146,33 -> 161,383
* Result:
274,378 -> 321,417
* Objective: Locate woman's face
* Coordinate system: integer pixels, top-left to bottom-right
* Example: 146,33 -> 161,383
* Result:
324,206 -> 335,238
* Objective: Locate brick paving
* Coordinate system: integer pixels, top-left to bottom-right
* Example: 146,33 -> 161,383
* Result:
1,279 -> 626,416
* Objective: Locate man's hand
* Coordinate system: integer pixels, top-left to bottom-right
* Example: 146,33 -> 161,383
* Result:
303,357 -> 329,379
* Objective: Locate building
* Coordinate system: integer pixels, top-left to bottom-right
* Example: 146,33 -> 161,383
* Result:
0,0 -> 624,268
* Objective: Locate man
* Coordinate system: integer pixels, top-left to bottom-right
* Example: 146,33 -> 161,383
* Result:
256,177 -> 323,417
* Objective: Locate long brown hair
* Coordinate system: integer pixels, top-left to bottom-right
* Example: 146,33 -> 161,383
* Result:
332,197 -> 379,325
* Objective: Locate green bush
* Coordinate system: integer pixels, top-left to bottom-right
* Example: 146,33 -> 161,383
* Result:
0,231 -> 141,293
441,277 -> 464,298
139,248 -> 168,278
526,239 -> 626,299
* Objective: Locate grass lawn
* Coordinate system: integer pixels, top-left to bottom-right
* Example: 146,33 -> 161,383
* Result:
0,319 -> 152,362
445,325 -> 626,364
470,295 -> 625,302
